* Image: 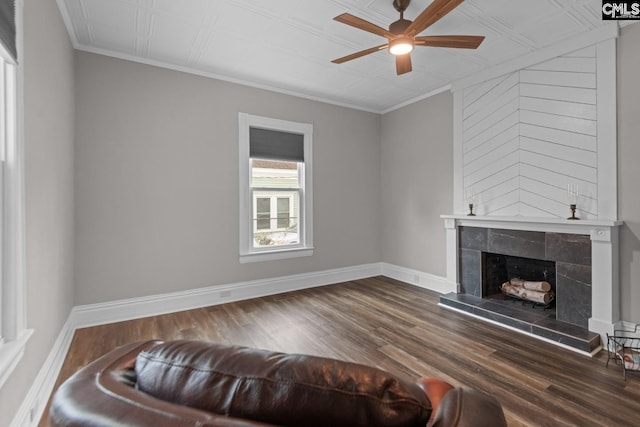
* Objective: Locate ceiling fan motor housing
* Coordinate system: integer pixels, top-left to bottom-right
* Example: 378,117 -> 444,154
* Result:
389,18 -> 412,35
393,0 -> 412,13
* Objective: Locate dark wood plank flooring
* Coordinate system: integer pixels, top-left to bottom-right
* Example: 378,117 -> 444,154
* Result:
39,276 -> 640,426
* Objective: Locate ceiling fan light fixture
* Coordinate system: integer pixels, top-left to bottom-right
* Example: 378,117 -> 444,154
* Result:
332,0 -> 485,75
389,36 -> 414,55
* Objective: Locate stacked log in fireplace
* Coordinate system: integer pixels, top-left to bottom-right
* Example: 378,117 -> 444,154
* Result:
501,278 -> 555,307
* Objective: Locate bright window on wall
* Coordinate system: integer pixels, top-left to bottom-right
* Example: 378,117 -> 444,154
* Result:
0,0 -> 31,390
239,113 -> 313,263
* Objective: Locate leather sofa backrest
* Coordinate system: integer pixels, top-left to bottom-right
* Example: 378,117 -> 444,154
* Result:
50,340 -> 275,427
135,340 -> 432,427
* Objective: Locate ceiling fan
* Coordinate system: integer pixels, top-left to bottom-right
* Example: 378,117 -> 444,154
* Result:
331,0 -> 485,75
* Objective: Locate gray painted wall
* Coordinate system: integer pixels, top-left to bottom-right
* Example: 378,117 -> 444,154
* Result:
380,92 -> 453,277
74,52 -> 381,304
618,23 -> 640,324
1,0 -> 75,422
69,25 -> 640,318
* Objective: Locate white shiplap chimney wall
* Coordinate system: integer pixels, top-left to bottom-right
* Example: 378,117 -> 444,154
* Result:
452,36 -> 618,221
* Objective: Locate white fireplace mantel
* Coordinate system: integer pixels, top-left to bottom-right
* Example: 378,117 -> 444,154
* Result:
441,214 -> 623,343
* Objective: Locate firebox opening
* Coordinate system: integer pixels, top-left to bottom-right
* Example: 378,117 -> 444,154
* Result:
482,252 -> 556,301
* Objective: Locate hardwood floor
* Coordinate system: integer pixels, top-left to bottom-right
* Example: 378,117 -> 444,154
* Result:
40,276 -> 640,426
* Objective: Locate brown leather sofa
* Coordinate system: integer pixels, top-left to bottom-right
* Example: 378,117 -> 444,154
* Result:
49,340 -> 507,427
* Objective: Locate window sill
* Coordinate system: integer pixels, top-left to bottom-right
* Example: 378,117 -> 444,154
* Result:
0,328 -> 34,389
239,247 -> 314,264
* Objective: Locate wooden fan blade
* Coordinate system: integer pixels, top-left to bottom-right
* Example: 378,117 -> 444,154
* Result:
334,13 -> 394,39
405,0 -> 464,36
396,54 -> 412,75
332,44 -> 388,64
415,35 -> 485,49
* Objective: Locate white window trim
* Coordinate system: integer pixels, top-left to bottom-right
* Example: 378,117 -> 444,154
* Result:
0,0 -> 32,390
239,113 -> 313,263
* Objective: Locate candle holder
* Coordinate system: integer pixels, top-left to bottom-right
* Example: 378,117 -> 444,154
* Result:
568,204 -> 578,220
465,188 -> 478,216
567,184 -> 580,220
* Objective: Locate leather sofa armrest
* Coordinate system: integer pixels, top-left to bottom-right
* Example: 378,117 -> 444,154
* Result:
430,388 -> 508,427
416,378 -> 455,425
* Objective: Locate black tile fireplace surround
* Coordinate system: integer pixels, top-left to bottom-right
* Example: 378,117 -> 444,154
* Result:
459,226 -> 592,327
439,226 -> 600,353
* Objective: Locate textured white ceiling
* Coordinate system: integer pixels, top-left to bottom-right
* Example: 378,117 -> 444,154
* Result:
56,0 -> 614,112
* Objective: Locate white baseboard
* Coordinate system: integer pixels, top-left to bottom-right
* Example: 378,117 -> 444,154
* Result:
381,262 -> 452,294
11,261 -> 451,427
11,316 -> 76,427
70,263 -> 383,329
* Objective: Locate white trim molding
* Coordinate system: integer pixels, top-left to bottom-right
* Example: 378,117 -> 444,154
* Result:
381,263 -> 451,294
238,113 -> 314,264
71,263 -> 381,329
0,0 -> 31,391
0,329 -> 32,391
10,319 -> 74,427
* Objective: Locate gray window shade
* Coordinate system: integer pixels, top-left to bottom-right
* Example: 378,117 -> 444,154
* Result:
0,0 -> 16,61
250,127 -> 304,162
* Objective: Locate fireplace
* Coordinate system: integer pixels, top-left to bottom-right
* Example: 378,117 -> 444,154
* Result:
459,226 -> 590,327
483,253 -> 556,304
440,215 -> 622,355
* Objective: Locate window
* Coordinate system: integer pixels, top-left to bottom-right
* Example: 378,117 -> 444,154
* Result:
0,0 -> 31,389
239,113 -> 313,263
256,196 -> 271,230
251,159 -> 299,246
277,197 -> 290,229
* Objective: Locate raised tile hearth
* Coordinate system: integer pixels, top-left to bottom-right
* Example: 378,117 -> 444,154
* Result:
439,292 -> 601,353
